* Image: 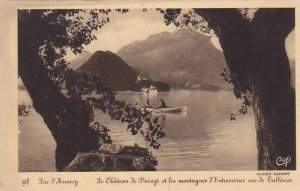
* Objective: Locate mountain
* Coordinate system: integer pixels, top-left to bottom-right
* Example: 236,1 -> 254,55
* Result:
70,50 -> 92,69
77,50 -> 138,91
117,28 -> 232,90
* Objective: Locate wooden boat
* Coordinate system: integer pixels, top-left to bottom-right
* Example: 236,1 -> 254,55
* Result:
141,105 -> 187,113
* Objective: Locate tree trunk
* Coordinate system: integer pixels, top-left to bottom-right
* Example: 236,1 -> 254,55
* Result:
18,41 -> 99,171
252,83 -> 295,170
249,37 -> 295,170
221,34 -> 296,170
196,9 -> 295,170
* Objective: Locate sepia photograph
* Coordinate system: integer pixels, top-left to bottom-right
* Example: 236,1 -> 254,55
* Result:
17,7 -> 295,173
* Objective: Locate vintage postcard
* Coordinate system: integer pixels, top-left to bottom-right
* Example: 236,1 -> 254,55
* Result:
0,0 -> 299,190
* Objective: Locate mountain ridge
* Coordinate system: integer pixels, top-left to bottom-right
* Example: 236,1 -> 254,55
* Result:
77,50 -> 138,91
76,50 -> 170,91
117,28 -> 231,90
69,50 -> 93,69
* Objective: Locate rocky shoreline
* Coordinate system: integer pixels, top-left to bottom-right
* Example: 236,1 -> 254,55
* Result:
65,144 -> 157,171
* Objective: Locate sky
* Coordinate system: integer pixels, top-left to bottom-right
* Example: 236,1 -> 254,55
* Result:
65,9 -> 177,61
65,9 -> 295,61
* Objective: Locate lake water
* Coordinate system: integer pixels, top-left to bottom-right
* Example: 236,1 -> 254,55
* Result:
19,90 -> 257,171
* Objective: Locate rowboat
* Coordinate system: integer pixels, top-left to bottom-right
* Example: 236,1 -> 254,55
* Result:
141,105 -> 187,113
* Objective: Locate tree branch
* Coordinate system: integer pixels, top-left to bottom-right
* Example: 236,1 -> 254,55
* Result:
251,8 -> 295,40
193,9 -> 249,38
193,9 -> 252,92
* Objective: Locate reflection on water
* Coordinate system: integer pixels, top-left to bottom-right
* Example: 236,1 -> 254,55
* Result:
19,90 -> 257,171
111,90 -> 257,170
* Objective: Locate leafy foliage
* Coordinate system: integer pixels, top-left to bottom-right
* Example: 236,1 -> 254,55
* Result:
157,9 -> 181,27
18,104 -> 32,123
18,104 -> 31,117
64,70 -> 166,149
19,9 -> 166,149
158,9 -> 211,35
238,8 -> 258,20
159,8 -> 258,29
220,68 -> 251,120
89,121 -> 112,145
178,10 -> 211,34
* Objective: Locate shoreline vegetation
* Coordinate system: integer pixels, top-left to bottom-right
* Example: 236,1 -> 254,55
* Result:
65,144 -> 157,171
19,84 -> 232,92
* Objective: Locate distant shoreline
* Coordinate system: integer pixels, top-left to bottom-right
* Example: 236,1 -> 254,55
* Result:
18,88 -> 233,93
113,89 -> 233,94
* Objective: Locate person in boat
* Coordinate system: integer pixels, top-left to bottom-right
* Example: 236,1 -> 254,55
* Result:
144,99 -> 152,108
159,99 -> 167,108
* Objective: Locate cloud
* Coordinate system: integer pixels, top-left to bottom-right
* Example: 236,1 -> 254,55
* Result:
65,10 -> 177,61
66,10 -> 295,62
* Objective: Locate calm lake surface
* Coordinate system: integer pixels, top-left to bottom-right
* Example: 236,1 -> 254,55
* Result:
19,90 -> 257,171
